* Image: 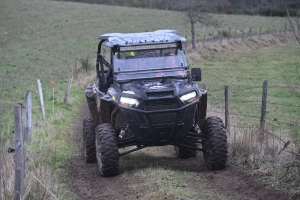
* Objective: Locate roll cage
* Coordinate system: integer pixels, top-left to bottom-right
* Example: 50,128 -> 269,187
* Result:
96,30 -> 187,92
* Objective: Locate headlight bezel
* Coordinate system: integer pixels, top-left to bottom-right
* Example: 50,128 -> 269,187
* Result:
179,91 -> 197,103
119,96 -> 140,108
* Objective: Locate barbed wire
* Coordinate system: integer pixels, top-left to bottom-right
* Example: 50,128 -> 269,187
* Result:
230,125 -> 258,129
208,108 -> 300,127
267,101 -> 300,108
208,85 -> 291,92
266,118 -> 300,127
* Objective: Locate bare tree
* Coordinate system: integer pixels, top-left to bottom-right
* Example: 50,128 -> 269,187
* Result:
283,0 -> 300,44
180,0 -> 218,49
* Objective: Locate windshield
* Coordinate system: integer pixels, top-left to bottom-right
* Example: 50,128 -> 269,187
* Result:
113,49 -> 188,81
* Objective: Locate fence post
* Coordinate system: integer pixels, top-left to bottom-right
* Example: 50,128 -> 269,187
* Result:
225,85 -> 230,136
74,56 -> 78,79
234,26 -> 237,38
25,91 -> 32,141
37,79 -> 46,120
0,107 -> 2,200
259,80 -> 268,142
64,71 -> 72,104
249,19 -> 253,37
203,34 -> 205,46
285,17 -> 287,34
242,28 -> 245,41
86,53 -> 90,73
228,23 -> 231,41
14,104 -> 24,200
259,25 -> 262,38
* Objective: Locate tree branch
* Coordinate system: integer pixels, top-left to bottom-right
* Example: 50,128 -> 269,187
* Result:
283,0 -> 300,44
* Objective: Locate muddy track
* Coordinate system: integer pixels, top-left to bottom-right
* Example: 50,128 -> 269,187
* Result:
67,104 -> 289,200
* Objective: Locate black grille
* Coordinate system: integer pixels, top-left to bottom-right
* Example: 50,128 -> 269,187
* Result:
144,99 -> 178,111
149,113 -> 176,124
146,91 -> 173,98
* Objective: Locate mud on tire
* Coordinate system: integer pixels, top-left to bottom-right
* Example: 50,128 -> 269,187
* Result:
95,123 -> 119,176
202,116 -> 228,170
83,116 -> 97,163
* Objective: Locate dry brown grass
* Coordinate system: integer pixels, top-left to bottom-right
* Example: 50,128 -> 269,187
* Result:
208,105 -> 300,196
186,32 -> 299,62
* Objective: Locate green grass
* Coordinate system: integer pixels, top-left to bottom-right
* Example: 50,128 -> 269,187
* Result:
119,147 -> 225,199
193,41 -> 300,131
0,0 -> 290,129
0,0 -> 298,198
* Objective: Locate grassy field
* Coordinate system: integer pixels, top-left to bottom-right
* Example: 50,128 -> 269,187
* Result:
0,0 -> 290,129
192,37 -> 300,132
0,0 -> 299,199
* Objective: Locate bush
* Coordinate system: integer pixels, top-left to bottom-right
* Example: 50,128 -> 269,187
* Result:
257,7 -> 298,17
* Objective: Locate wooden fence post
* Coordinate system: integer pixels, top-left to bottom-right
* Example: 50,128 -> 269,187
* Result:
203,34 -> 205,46
86,53 -> 90,73
225,85 -> 230,136
285,17 -> 287,34
0,107 -> 2,200
25,91 -> 32,141
234,26 -> 237,38
259,25 -> 262,38
64,71 -> 72,104
242,28 -> 245,41
74,56 -> 78,79
228,23 -> 231,41
259,80 -> 268,142
249,26 -> 252,37
14,104 -> 24,200
37,79 -> 46,120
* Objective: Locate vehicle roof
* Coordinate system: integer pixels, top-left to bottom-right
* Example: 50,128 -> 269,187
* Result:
99,30 -> 186,47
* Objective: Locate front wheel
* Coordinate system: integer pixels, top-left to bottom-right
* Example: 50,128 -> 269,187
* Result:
95,123 -> 119,176
202,116 -> 228,170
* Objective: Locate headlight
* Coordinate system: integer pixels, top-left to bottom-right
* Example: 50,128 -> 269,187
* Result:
120,97 -> 139,107
180,91 -> 197,103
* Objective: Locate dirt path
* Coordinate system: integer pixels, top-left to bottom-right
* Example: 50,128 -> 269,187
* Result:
67,105 -> 290,200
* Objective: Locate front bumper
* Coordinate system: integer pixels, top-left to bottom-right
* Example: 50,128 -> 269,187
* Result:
119,101 -> 198,147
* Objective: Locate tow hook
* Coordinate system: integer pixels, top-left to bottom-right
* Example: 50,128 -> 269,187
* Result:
8,147 -> 15,153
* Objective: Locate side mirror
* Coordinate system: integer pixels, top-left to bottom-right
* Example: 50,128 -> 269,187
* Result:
191,68 -> 201,81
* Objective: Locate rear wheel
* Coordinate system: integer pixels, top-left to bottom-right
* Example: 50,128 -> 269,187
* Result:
202,116 -> 228,170
83,116 -> 96,163
95,123 -> 119,176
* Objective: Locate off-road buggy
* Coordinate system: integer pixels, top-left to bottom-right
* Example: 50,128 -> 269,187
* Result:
83,30 -> 228,176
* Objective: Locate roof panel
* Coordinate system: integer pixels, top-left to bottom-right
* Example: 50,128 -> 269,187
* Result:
99,30 -> 186,47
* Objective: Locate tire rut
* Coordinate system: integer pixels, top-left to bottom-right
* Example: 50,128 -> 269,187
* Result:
67,104 -> 289,200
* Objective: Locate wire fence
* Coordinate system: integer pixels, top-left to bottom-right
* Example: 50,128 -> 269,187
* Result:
205,80 -> 300,140
184,16 -> 299,49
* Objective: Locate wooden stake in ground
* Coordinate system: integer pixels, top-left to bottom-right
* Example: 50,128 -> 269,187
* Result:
0,107 -> 2,200
51,81 -> 55,116
225,85 -> 230,136
64,71 -> 73,104
14,104 -> 24,200
37,79 -> 46,120
74,56 -> 78,78
25,91 -> 32,141
259,80 -> 268,142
